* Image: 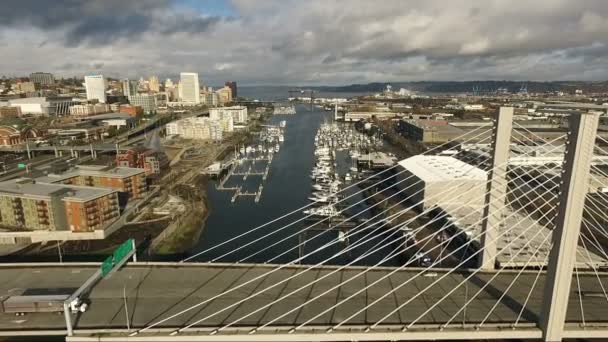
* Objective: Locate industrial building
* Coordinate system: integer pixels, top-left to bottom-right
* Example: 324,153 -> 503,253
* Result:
396,155 -> 487,211
8,97 -> 74,116
344,111 -> 400,122
397,119 -> 465,143
0,178 -> 119,233
36,165 -> 147,200
210,106 -> 248,124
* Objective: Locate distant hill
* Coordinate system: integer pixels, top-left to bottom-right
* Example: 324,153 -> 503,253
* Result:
310,81 -> 608,94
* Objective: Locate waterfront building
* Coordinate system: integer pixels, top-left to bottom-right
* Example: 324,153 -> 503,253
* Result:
179,72 -> 200,104
8,97 -> 74,116
84,75 -> 107,103
343,111 -> 400,122
225,81 -> 237,98
210,106 -> 248,124
166,117 -> 223,140
129,94 -> 157,114
36,165 -> 147,200
121,79 -> 138,97
0,178 -> 119,233
29,72 -> 55,85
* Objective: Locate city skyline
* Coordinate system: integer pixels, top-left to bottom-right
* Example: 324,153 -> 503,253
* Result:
0,1 -> 607,85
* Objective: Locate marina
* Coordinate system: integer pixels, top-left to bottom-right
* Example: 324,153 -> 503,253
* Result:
192,103 -> 402,265
214,122 -> 287,203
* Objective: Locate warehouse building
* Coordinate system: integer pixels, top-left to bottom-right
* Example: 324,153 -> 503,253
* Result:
396,155 -> 487,211
397,119 -> 465,143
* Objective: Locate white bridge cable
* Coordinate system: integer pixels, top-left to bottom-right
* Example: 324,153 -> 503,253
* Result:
265,130 -> 559,269
182,125 -> 491,262
240,130 -> 494,264
440,213 -> 552,328
172,132 -> 568,334
238,168 -> 412,263
257,151 -> 567,333
223,200 -> 473,334
316,163 -> 567,330
176,159 -> 502,334
348,174 -> 560,331
373,185 -> 563,332
497,176 -> 608,327
401,131 -> 601,330
136,125 -> 553,335
261,143 -> 497,265
136,174 -> 477,335
434,151 -> 561,327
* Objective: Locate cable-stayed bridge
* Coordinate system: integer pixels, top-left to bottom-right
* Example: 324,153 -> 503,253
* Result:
2,108 -> 608,342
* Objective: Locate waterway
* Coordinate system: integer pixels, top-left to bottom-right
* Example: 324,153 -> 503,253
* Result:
188,98 -> 403,266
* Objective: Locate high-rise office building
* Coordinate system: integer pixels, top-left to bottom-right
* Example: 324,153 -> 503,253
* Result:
84,75 -> 107,103
29,72 -> 55,85
179,72 -> 200,104
149,76 -> 160,92
121,79 -> 138,97
225,81 -> 237,98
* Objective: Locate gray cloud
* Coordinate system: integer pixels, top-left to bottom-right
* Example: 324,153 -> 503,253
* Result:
0,0 -> 608,85
0,0 -> 221,46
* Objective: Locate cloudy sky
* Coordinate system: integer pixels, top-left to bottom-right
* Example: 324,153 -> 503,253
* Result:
1,0 -> 607,85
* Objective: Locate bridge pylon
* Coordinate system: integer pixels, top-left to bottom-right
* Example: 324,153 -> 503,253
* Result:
479,107 -> 513,270
540,112 -> 599,341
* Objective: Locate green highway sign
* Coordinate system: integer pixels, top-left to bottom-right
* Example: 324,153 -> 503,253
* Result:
101,239 -> 135,277
17,163 -> 26,169
101,255 -> 114,277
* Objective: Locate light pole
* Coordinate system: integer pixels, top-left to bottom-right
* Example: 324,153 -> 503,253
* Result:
123,284 -> 131,332
56,241 -> 63,263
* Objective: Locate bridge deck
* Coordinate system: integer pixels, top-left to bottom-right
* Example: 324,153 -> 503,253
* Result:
0,263 -> 607,336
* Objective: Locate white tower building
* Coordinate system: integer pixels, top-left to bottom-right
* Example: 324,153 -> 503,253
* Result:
179,72 -> 200,104
84,75 -> 107,103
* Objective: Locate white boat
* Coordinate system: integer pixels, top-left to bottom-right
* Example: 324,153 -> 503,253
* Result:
303,205 -> 339,217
